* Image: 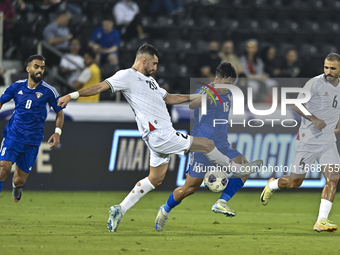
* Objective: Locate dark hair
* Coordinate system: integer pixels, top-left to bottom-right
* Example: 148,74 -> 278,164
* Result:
215,61 -> 237,82
326,53 -> 340,62
286,48 -> 297,55
136,44 -> 160,59
25,54 -> 46,67
84,48 -> 96,59
102,15 -> 114,22
70,37 -> 79,42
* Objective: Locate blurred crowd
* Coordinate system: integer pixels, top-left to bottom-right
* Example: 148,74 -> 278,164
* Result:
0,0 -> 325,103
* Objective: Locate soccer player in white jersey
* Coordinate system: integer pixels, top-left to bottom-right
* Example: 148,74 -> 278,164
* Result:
261,53 -> 340,233
58,44 -> 263,232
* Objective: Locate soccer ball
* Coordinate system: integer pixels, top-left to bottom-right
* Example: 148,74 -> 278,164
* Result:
203,171 -> 229,192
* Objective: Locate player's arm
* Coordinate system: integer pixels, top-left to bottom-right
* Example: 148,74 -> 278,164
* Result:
334,115 -> 340,135
0,83 -> 15,109
164,93 -> 201,105
58,81 -> 110,107
73,80 -> 83,90
48,34 -> 73,45
48,110 -> 64,148
293,104 -> 326,131
189,94 -> 213,110
189,87 -> 214,110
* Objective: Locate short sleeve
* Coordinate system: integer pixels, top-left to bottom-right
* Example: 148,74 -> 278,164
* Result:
113,30 -> 120,47
43,24 -> 55,42
91,28 -> 99,43
105,70 -> 131,93
0,83 -> 16,104
159,88 -> 168,99
59,57 -> 67,68
48,90 -> 63,113
298,78 -> 316,99
77,68 -> 92,84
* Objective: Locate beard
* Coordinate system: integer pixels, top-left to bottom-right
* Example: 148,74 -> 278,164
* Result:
31,72 -> 43,83
145,69 -> 154,76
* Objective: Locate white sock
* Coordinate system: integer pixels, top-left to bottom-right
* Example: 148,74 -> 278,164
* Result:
268,179 -> 279,191
161,207 -> 169,216
205,147 -> 230,166
317,199 -> 332,222
119,177 -> 155,215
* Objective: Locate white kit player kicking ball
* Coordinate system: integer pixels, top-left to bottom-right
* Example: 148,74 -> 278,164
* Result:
261,53 -> 340,233
58,44 -> 263,232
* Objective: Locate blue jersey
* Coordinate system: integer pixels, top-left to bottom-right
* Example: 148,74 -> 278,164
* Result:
192,85 -> 232,149
91,27 -> 120,49
0,79 -> 62,146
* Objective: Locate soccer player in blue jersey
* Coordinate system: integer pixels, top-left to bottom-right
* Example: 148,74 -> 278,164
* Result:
155,61 -> 250,231
0,55 -> 64,202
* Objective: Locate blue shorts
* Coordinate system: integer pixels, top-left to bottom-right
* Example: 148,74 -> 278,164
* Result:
188,146 -> 242,178
0,137 -> 39,173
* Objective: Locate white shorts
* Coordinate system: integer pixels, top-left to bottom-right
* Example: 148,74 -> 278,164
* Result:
290,140 -> 340,175
144,127 -> 193,167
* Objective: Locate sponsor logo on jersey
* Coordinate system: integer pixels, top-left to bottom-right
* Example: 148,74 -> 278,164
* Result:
18,90 -> 23,95
138,77 -> 143,81
197,82 -> 223,106
324,92 -> 329,96
35,92 -> 43,98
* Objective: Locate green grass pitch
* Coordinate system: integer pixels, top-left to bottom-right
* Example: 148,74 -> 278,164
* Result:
0,191 -> 339,255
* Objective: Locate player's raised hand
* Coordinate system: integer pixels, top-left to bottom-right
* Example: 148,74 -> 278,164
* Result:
48,133 -> 60,148
312,118 -> 326,131
58,95 -> 71,107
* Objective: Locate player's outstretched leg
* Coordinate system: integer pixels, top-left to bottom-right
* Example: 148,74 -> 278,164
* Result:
230,159 -> 263,178
190,138 -> 263,178
212,178 -> 244,217
107,205 -> 123,232
261,174 -> 305,206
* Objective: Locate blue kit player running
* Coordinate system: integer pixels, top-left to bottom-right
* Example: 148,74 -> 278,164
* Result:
155,61 -> 253,232
0,55 -> 64,202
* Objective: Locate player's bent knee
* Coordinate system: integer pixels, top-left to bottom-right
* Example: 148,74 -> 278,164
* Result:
0,164 -> 11,177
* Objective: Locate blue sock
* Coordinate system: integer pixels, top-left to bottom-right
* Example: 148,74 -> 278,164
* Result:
163,193 -> 181,213
0,181 -> 4,193
219,178 -> 244,202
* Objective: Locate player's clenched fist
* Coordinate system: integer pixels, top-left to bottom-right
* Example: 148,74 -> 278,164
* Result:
58,95 -> 71,107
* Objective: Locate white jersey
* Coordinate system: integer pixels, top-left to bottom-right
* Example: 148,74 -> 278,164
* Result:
298,74 -> 340,144
105,68 -> 172,138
